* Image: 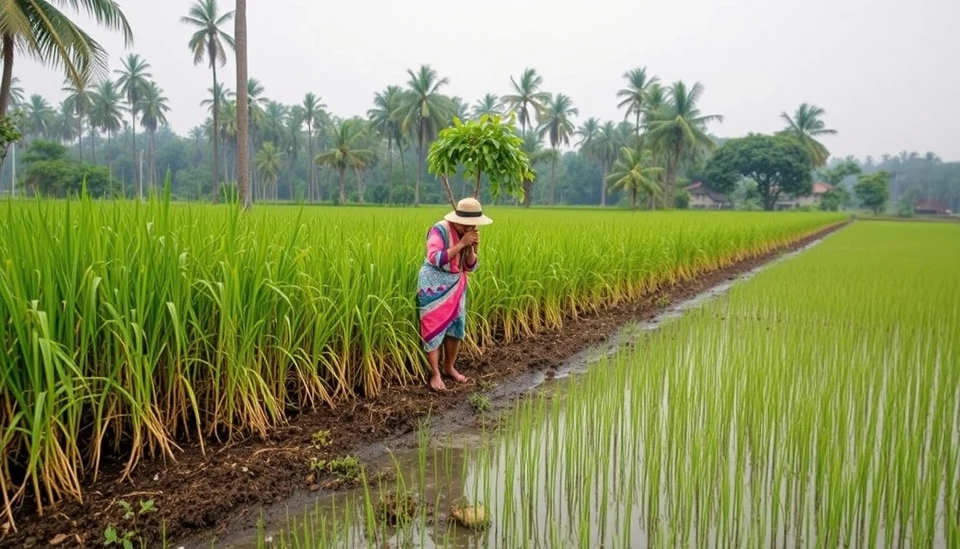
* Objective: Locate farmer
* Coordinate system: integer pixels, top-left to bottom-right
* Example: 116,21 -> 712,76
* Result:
417,197 -> 492,391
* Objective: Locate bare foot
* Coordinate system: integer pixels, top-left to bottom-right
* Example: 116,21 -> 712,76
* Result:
429,374 -> 447,392
444,367 -> 469,384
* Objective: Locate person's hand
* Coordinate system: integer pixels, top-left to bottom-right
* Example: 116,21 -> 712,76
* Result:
459,230 -> 478,248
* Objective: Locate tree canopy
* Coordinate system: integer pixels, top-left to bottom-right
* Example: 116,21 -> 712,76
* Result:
855,171 -> 890,215
704,134 -> 813,211
427,114 -> 533,207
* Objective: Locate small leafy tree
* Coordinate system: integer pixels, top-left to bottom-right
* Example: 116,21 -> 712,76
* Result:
855,171 -> 890,215
427,114 -> 534,208
704,134 -> 812,211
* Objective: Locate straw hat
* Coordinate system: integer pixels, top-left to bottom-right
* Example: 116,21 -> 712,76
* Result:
444,197 -> 493,226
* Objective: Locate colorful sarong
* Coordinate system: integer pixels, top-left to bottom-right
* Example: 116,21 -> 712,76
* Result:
417,221 -> 478,352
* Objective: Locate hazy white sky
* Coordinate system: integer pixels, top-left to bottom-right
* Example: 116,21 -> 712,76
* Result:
14,0 -> 960,161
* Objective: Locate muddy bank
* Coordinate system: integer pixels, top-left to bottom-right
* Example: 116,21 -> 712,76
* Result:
2,222 -> 847,548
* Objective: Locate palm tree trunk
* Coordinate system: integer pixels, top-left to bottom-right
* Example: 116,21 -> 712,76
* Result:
150,130 -> 156,189
91,130 -> 97,164
211,64 -> 220,203
78,112 -> 84,162
308,129 -> 315,202
107,130 -> 113,183
132,111 -> 141,199
236,0 -> 251,210
550,151 -> 558,205
356,168 -> 365,204
338,167 -> 346,205
387,137 -> 394,202
600,160 -> 607,207
415,120 -> 424,206
632,189 -> 638,210
398,138 -> 407,203
0,34 -> 14,116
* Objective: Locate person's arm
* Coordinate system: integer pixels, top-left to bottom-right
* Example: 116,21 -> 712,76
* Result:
463,236 -> 479,272
426,227 -> 467,268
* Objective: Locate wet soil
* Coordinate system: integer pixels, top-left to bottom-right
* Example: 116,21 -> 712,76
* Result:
2,222 -> 847,548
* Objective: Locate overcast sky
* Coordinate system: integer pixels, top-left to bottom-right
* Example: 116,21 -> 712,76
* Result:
15,0 -> 960,161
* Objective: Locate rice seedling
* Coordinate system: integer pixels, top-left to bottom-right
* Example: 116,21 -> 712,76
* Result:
0,193 -> 843,522
261,220 -> 958,548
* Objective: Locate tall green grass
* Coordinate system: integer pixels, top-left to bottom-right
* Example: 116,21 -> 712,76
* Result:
0,196 -> 843,521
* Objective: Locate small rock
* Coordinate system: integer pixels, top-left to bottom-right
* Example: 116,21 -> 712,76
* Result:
153,473 -> 159,481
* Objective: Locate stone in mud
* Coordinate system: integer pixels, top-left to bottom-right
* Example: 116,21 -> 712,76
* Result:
449,504 -> 490,530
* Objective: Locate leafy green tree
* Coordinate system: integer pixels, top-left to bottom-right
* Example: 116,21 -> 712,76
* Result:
255,141 -> 284,200
616,67 -> 658,144
606,147 -> 664,209
819,157 -> 861,186
115,54 -> 152,197
855,171 -> 890,215
646,81 -> 723,206
704,134 -> 812,211
538,93 -> 578,205
0,0 -> 132,116
182,0 -> 235,202
23,140 -> 117,197
427,114 -> 533,207
316,119 -> 374,205
502,68 -> 549,136
780,103 -> 836,168
398,64 -> 452,206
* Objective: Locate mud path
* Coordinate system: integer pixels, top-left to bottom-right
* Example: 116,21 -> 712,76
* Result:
3,222 -> 847,549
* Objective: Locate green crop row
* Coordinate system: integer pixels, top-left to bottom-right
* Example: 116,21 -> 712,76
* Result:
0,197 -> 843,523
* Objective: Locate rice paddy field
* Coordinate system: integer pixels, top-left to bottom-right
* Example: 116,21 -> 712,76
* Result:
258,221 -> 960,548
0,199 -> 844,529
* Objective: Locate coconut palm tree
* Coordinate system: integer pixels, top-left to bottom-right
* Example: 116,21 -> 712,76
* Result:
606,147 -> 664,210
6,77 -> 24,109
61,74 -> 94,161
138,82 -> 170,189
217,99 -> 237,183
502,68 -> 550,136
54,100 -> 76,145
301,92 -> 326,201
24,94 -> 54,141
368,86 -> 406,198
472,94 -> 503,118
594,121 -> 623,206
255,142 -> 284,201
189,126 -> 206,167
537,93 -> 579,205
398,64 -> 452,206
0,1 -> 132,117
617,67 -> 658,145
779,103 -> 836,167
235,0 -> 250,208
242,78 -> 266,200
519,133 -> 557,207
115,54 -> 152,197
316,119 -> 374,205
182,0 -> 235,202
89,80 -> 125,176
645,81 -> 723,206
262,101 -> 287,149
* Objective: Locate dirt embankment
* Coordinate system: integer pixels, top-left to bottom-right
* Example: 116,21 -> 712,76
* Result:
2,222 -> 848,548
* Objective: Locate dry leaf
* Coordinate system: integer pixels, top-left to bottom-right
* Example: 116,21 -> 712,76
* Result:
49,533 -> 69,546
